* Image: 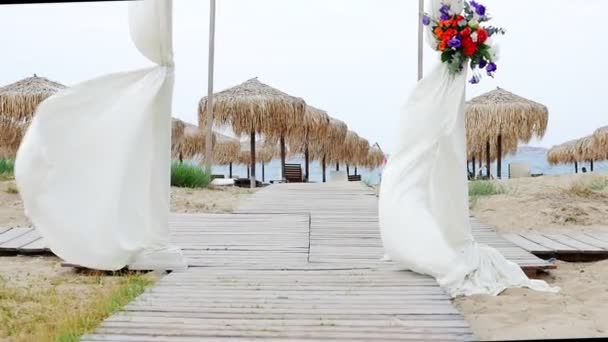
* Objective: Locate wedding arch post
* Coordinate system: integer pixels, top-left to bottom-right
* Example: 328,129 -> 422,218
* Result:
418,0 -> 424,81
204,0 -> 216,174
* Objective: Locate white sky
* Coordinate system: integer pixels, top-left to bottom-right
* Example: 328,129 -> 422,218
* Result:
0,0 -> 606,154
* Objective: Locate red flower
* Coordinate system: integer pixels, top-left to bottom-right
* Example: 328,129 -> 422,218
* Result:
461,27 -> 471,37
438,41 -> 447,51
476,29 -> 489,44
462,37 -> 477,56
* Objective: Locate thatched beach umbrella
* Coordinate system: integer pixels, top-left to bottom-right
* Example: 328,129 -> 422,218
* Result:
171,118 -> 186,159
199,77 -> 306,188
307,117 -> 348,182
238,140 -> 278,182
362,145 -> 385,170
547,139 -> 579,172
466,87 -> 549,178
594,126 -> 608,159
175,123 -> 216,160
0,75 -> 66,156
286,105 -> 330,181
574,135 -> 601,171
214,132 -> 241,177
327,130 -> 368,174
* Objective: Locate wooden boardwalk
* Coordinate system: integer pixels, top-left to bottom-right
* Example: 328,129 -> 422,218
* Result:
2,182 -> 561,340
81,182 -> 478,341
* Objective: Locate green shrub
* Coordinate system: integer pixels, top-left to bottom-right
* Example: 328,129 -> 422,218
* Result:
171,162 -> 211,188
0,158 -> 14,175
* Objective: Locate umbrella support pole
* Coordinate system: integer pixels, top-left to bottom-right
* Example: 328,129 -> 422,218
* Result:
336,163 -> 339,171
346,164 -> 350,176
247,166 -> 250,179
262,162 -> 265,182
304,144 -> 310,182
354,166 -> 358,176
497,134 -> 502,179
250,131 -> 256,188
591,160 -> 594,172
574,161 -> 578,174
229,162 -> 233,178
485,140 -> 491,178
322,156 -> 326,183
280,136 -> 286,181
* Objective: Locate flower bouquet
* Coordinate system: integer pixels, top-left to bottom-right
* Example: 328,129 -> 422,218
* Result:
422,1 -> 505,84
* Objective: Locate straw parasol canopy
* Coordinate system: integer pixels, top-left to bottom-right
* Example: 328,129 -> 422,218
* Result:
287,105 -> 330,152
0,75 -> 67,120
547,139 -> 578,165
171,118 -> 186,155
238,140 -> 278,165
307,117 -> 348,161
327,130 -> 368,165
198,77 -> 306,137
362,146 -> 385,169
0,75 -> 66,156
214,132 -> 241,165
175,123 -> 216,159
466,87 -> 549,177
594,126 -> 608,156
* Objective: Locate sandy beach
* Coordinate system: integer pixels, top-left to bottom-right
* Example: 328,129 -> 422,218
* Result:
471,173 -> 608,234
0,180 -> 253,341
459,173 -> 608,340
3,174 -> 608,340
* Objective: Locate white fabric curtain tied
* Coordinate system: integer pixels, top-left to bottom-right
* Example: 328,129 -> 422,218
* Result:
15,0 -> 184,271
379,0 -> 559,297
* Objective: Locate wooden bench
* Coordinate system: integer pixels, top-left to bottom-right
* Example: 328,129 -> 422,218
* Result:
284,164 -> 303,183
348,175 -> 362,182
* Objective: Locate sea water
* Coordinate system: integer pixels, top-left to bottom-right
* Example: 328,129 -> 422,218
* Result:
209,146 -> 608,186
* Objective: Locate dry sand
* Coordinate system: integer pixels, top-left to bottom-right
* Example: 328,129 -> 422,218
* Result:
471,173 -> 608,234
459,173 -> 608,340
0,179 -> 253,227
0,179 -> 252,341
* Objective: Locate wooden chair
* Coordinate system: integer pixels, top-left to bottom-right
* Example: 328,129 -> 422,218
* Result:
348,175 -> 362,182
284,164 -> 303,183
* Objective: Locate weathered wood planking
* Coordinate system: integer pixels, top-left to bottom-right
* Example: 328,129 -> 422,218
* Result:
502,231 -> 608,261
84,268 -> 475,341
83,182 -> 476,341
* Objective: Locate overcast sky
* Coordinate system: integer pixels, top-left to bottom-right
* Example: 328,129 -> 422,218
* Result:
1,0 -> 605,154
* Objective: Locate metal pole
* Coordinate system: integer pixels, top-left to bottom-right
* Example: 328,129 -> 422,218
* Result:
204,0 -> 216,174
418,0 -> 424,81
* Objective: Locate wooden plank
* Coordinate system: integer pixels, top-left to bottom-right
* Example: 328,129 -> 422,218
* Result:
501,233 -> 554,253
518,233 -> 578,253
566,233 -> 608,250
0,227 -> 31,245
0,228 -> 40,250
543,234 -> 605,252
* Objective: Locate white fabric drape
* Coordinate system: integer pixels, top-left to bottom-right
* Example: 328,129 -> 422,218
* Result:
15,0 -> 184,271
378,0 -> 558,297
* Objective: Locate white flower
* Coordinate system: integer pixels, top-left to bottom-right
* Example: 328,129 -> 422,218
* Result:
470,32 -> 479,43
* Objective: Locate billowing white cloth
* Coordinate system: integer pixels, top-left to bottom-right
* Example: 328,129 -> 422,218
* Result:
379,0 -> 558,297
15,0 -> 184,271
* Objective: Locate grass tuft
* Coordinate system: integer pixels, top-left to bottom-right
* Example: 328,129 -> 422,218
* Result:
567,176 -> 608,198
468,180 -> 506,208
0,271 -> 154,342
0,159 -> 14,180
171,162 -> 211,188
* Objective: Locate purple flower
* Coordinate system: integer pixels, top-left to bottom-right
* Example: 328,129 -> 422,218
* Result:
422,15 -> 431,26
478,59 -> 488,68
439,5 -> 451,20
448,38 -> 461,48
469,75 -> 480,84
486,62 -> 497,72
470,1 -> 486,17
